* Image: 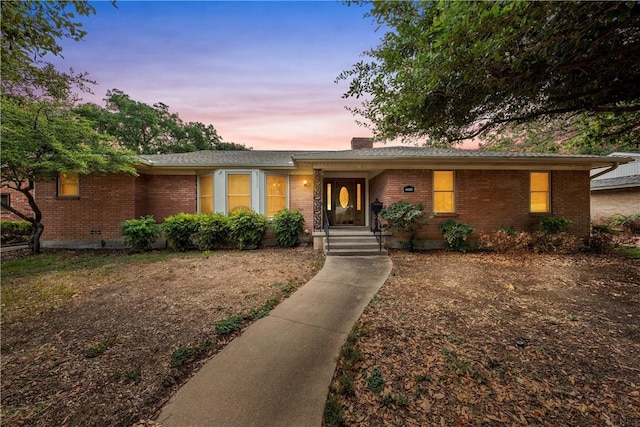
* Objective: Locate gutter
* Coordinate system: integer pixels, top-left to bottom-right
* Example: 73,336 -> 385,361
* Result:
590,162 -> 619,180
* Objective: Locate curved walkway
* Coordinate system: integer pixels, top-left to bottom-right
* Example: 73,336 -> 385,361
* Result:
156,255 -> 393,427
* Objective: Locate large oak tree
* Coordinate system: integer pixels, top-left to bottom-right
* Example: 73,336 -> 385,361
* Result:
75,89 -> 249,155
339,1 -> 640,152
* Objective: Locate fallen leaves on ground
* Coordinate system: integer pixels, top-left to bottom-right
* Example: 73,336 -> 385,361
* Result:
1,247 -> 324,426
328,251 -> 640,426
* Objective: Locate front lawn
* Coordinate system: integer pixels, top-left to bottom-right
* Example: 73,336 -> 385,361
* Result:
1,248 -> 324,426
326,251 -> 640,426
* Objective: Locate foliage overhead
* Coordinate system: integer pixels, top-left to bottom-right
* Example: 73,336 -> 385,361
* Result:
1,1 -> 98,101
339,1 -> 640,151
75,89 -> 249,154
1,96 -> 138,252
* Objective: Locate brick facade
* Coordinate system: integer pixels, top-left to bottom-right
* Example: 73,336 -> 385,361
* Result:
36,173 -> 198,247
288,174 -> 314,231
34,167 -> 593,248
36,174 -> 137,246
1,186 -> 32,221
370,169 -> 591,243
135,174 -> 197,221
591,187 -> 640,220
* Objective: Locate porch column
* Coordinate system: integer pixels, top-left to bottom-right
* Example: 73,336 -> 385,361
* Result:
313,169 -> 323,231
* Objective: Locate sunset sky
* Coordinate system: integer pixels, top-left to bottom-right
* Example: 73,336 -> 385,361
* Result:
55,1 -> 385,150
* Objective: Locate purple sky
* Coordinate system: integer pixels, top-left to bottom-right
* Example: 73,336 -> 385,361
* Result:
55,1 -> 384,150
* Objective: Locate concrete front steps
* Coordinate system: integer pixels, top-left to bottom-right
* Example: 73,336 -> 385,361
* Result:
324,227 -> 388,256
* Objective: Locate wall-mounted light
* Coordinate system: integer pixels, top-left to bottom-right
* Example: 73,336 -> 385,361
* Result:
303,179 -> 309,187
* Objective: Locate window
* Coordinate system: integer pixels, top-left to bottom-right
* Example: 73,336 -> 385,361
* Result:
1,194 -> 9,210
58,172 -> 79,197
266,175 -> 287,217
530,172 -> 550,212
227,173 -> 250,212
433,171 -> 455,213
199,175 -> 214,213
326,183 -> 332,211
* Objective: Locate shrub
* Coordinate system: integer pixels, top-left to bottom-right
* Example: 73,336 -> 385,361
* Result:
1,220 -> 31,243
610,213 -> 640,234
271,209 -> 305,247
196,213 -> 230,250
439,219 -> 474,252
121,216 -> 161,252
537,216 -> 571,234
163,213 -> 199,251
381,201 -> 433,251
228,209 -> 269,250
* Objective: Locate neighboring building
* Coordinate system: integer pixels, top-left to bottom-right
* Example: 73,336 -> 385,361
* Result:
34,138 -> 631,250
1,186 -> 31,222
590,152 -> 640,221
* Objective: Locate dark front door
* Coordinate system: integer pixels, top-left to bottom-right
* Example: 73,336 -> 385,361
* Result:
324,179 -> 365,226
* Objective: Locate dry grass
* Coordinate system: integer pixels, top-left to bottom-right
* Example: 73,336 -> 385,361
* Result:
1,247 -> 324,426
327,251 -> 640,426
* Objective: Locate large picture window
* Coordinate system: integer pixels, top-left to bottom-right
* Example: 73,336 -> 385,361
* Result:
433,171 -> 455,213
530,172 -> 550,213
228,173 -> 251,212
58,172 -> 79,197
199,175 -> 214,213
266,175 -> 287,217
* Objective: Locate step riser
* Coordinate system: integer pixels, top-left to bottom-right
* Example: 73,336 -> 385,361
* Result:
322,232 -> 386,256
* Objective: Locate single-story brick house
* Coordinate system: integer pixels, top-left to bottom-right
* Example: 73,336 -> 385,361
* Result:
34,138 -> 631,250
590,152 -> 640,221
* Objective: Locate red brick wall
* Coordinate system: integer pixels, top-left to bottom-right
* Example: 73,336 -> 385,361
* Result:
36,174 -> 137,244
289,175 -> 314,231
1,185 -> 32,221
135,174 -> 197,222
370,169 -> 591,241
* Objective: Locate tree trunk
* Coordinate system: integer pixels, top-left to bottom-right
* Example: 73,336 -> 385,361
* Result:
29,222 -> 44,254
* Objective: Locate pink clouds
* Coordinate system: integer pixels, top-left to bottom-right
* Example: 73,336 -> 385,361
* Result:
58,1 -> 381,150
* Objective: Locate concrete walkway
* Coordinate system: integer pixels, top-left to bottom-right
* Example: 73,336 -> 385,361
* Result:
156,255 -> 393,427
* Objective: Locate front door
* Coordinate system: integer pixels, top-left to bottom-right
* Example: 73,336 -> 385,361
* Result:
324,179 -> 365,226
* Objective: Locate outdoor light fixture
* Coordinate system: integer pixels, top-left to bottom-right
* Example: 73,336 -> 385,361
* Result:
303,179 -> 309,187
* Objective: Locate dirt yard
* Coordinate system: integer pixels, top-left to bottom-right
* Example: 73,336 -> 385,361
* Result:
1,248 -> 324,426
327,251 -> 640,426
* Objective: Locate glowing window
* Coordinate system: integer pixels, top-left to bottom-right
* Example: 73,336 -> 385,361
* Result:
433,171 -> 454,213
199,175 -> 214,213
356,183 -> 362,211
530,172 -> 550,212
58,172 -> 79,197
326,183 -> 332,211
339,186 -> 349,208
228,174 -> 250,213
266,175 -> 287,217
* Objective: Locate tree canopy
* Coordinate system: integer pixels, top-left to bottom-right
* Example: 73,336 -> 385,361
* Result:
339,1 -> 640,152
1,1 -> 97,100
75,89 -> 249,154
0,1 -> 140,253
1,96 -> 138,252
